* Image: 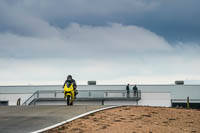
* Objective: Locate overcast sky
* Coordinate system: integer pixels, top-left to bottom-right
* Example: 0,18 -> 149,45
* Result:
0,0 -> 200,85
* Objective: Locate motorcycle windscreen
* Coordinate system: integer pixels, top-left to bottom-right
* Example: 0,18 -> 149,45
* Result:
66,82 -> 72,88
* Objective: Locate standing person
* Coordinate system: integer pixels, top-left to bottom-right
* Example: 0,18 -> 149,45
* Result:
126,84 -> 130,98
63,75 -> 78,98
16,98 -> 21,106
133,85 -> 138,97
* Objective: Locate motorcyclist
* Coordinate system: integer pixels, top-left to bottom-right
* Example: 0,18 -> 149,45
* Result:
63,75 -> 78,98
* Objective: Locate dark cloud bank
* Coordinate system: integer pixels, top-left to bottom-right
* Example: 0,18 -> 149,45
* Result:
1,0 -> 200,42
0,0 -> 200,85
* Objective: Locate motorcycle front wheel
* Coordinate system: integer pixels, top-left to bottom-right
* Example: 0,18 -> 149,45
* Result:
67,95 -> 70,105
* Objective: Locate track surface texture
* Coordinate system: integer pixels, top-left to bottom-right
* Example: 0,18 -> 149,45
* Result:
0,105 -> 108,133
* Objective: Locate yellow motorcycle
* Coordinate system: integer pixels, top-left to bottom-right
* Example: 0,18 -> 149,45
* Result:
64,82 -> 75,105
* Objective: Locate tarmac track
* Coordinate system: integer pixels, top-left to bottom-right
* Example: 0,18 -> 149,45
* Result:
0,105 -> 109,133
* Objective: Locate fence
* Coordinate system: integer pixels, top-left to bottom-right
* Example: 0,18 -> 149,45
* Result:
22,90 -> 141,105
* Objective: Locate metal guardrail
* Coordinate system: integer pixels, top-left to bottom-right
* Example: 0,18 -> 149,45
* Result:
22,90 -> 141,106
171,99 -> 200,103
171,99 -> 200,109
22,91 -> 39,105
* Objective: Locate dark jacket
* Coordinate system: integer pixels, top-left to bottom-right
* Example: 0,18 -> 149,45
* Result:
133,85 -> 138,91
126,85 -> 130,93
63,79 -> 77,89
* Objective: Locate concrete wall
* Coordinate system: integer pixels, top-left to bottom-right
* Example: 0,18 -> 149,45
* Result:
1,84 -> 199,106
34,92 -> 171,107
138,92 -> 171,107
36,100 -> 103,106
0,92 -> 171,106
104,101 -> 137,106
0,93 -> 32,106
1,84 -> 200,99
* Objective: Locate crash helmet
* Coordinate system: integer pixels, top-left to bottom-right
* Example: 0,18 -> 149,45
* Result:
67,75 -> 72,80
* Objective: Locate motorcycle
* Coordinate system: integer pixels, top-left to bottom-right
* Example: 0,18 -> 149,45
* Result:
64,82 -> 75,105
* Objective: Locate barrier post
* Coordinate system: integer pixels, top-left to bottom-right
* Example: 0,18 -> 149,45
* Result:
187,97 -> 190,109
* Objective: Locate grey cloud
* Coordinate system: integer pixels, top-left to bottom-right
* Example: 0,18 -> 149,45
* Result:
0,1 -> 60,37
0,23 -> 173,59
0,0 -> 200,85
3,0 -> 200,43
